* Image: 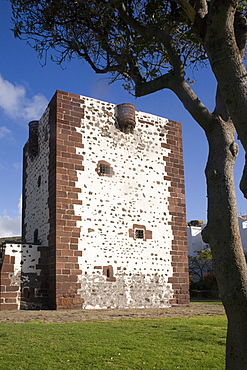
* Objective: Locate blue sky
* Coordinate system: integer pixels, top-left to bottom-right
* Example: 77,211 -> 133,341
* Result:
0,0 -> 246,237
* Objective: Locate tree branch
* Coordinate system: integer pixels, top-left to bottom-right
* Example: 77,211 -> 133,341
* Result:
136,71 -> 212,130
118,2 -> 184,76
176,0 -> 208,20
175,0 -> 197,22
169,76 -> 213,130
204,0 -> 247,197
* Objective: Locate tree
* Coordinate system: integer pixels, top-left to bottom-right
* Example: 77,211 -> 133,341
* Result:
188,247 -> 218,298
9,0 -> 247,367
189,247 -> 213,282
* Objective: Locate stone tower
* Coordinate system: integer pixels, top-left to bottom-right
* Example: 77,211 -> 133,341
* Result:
1,90 -> 189,310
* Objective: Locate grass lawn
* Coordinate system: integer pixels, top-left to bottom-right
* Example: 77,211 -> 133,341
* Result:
190,299 -> 222,305
0,315 -> 227,370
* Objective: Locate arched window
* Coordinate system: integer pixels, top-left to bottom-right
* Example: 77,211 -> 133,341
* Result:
103,265 -> 116,282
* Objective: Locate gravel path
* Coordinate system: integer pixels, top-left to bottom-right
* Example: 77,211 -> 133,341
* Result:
0,302 -> 225,323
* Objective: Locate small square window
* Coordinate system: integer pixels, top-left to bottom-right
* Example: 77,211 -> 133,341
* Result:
99,164 -> 110,175
135,229 -> 144,239
96,161 -> 114,177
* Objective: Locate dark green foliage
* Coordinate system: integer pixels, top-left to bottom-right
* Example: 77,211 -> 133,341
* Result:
10,0 -> 207,93
189,247 -> 213,281
189,248 -> 218,299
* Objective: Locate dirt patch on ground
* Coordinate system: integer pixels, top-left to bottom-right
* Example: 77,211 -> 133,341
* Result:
0,302 -> 225,323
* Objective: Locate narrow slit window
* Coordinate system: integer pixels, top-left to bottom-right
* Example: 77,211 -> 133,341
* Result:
34,229 -> 39,243
103,265 -> 116,282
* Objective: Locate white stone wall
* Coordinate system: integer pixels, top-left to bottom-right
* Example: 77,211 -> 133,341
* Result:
4,243 -> 22,286
23,108 -> 50,245
74,96 -> 174,308
4,243 -> 43,277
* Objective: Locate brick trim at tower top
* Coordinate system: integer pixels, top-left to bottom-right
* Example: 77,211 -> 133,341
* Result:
162,120 -> 190,306
48,91 -> 85,309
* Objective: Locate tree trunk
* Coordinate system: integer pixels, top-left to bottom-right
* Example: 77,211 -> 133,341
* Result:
203,2 -> 247,196
202,117 -> 247,369
202,5 -> 247,367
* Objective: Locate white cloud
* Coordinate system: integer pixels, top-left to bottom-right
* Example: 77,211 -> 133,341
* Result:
18,195 -> 22,215
0,215 -> 21,237
0,196 -> 22,238
23,93 -> 48,121
0,75 -> 48,121
0,126 -> 11,139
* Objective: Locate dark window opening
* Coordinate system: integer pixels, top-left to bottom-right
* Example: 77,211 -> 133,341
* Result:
129,224 -> 152,241
34,229 -> 39,243
23,287 -> 35,300
96,161 -> 114,177
103,265 -> 116,282
135,229 -> 144,239
23,287 -> 29,298
99,164 -> 110,175
37,175 -> 41,187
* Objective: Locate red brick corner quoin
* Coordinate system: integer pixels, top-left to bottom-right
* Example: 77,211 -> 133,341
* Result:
162,120 -> 190,306
0,253 -> 20,310
48,91 -> 84,309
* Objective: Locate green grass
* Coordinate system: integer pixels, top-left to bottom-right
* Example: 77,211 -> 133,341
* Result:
190,299 -> 222,305
0,316 -> 227,370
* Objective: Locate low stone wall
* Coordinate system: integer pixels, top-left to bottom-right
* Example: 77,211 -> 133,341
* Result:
0,244 -> 21,310
0,243 -> 49,310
